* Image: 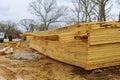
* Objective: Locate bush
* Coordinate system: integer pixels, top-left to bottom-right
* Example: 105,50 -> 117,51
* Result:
8,35 -> 13,41
4,34 -> 7,38
22,36 -> 26,41
0,39 -> 3,43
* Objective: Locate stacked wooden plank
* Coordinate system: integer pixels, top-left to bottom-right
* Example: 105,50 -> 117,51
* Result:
24,21 -> 120,70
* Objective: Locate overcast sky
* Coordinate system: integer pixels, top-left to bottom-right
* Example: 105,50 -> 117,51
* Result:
0,0 -> 119,23
0,0 -> 36,22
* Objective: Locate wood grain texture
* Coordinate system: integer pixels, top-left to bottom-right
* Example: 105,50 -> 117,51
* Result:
30,40 -> 88,68
23,21 -> 120,70
26,36 -> 34,41
90,28 -> 120,45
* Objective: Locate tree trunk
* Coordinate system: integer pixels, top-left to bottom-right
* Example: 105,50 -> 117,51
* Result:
99,4 -> 106,21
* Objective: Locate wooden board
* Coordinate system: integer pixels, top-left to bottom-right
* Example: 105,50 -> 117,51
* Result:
87,43 -> 120,69
26,36 -> 34,41
89,28 -> 120,45
30,40 -> 88,69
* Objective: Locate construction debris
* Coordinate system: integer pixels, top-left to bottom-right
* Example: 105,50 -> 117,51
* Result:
0,46 -> 13,55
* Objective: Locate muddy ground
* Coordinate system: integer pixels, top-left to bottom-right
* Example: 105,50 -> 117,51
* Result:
0,42 -> 120,80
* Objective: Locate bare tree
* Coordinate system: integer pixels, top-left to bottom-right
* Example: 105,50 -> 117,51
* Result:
81,0 -> 97,22
20,19 -> 35,32
69,0 -> 82,23
29,24 -> 35,32
92,0 -> 111,21
34,24 -> 46,31
29,0 -> 67,30
5,21 -> 21,34
0,21 -> 22,38
6,21 -> 16,33
116,0 -> 120,21
0,23 -> 8,33
68,0 -> 96,24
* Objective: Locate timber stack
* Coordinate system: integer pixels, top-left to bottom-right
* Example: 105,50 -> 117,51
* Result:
23,21 -> 120,70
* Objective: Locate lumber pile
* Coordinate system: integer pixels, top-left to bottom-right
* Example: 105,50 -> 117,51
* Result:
24,21 -> 120,70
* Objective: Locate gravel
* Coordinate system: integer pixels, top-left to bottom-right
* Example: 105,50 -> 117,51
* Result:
9,52 -> 45,60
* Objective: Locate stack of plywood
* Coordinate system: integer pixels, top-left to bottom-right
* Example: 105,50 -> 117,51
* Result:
24,21 -> 120,70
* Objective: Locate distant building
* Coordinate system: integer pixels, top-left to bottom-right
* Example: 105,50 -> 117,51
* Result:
0,32 -> 5,39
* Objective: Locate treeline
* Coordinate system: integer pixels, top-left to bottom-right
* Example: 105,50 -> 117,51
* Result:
21,0 -> 118,32
1,0 -> 119,32
0,21 -> 22,39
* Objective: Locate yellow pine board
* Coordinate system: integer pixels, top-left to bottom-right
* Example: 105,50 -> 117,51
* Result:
90,28 -> 120,45
86,60 -> 120,70
26,36 -> 34,40
30,40 -> 88,68
88,54 -> 120,63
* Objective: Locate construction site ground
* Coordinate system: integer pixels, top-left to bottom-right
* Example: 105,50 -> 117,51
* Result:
0,42 -> 120,80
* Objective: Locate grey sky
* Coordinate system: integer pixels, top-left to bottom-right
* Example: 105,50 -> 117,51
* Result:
0,0 -> 36,22
0,0 -> 119,22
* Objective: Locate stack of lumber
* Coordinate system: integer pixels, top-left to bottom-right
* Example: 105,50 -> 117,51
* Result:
24,21 -> 120,70
26,36 -> 34,41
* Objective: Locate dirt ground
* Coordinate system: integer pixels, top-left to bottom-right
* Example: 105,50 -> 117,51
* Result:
0,42 -> 120,80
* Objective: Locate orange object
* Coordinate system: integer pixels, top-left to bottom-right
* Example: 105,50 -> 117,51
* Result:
15,41 -> 22,47
4,41 -> 22,47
